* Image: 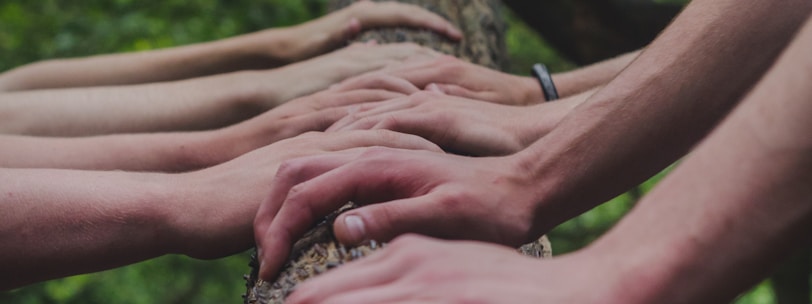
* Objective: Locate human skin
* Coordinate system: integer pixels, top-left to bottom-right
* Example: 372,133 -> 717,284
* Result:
0,130 -> 440,291
0,43 -> 439,137
327,88 -> 594,156
253,0 -> 812,280
0,88 -> 415,171
286,16 -> 812,302
330,50 -> 639,105
0,1 -> 461,92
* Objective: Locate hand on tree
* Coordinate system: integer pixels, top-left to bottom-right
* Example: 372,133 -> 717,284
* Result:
253,147 -> 550,280
254,42 -> 440,109
231,87 -> 411,148
169,130 -> 441,259
279,0 -> 462,62
331,55 -> 544,105
286,235 -> 611,304
327,90 -> 565,156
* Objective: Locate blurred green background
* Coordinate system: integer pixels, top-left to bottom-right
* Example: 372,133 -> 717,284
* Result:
0,0 -> 805,303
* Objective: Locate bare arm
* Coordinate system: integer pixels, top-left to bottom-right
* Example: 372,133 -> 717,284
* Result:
552,50 -> 640,98
0,130 -> 439,291
515,0 -> 812,229
586,19 -> 812,302
0,88 -> 407,171
0,1 -> 460,92
335,49 -> 637,106
0,43 -> 437,137
0,169 -> 178,290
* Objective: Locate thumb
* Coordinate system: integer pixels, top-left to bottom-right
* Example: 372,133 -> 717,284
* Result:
333,196 -> 449,245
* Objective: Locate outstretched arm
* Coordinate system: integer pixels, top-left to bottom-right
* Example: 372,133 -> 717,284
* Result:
511,0 -> 812,227
0,43 -> 437,137
0,88 -> 409,171
0,1 -> 460,92
332,49 -> 638,105
0,130 -> 439,291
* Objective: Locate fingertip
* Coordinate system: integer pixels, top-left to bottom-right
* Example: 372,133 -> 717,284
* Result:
346,18 -> 362,38
334,213 -> 368,245
425,83 -> 445,94
448,26 -> 463,41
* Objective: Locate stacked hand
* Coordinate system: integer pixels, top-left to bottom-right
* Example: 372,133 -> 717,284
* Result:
170,130 -> 442,259
277,0 -> 462,62
286,235 -> 611,304
332,55 -> 544,105
253,146 -> 550,279
327,91 -> 556,156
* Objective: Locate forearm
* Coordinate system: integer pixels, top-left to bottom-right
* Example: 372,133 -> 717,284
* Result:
516,88 -> 596,147
0,111 -> 300,171
553,50 -> 640,98
588,21 -> 812,302
0,28 -> 294,92
515,50 -> 639,104
0,169 -> 178,290
0,71 -> 265,136
514,0 -> 811,228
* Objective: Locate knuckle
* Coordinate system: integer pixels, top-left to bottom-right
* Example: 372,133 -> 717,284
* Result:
276,159 -> 307,180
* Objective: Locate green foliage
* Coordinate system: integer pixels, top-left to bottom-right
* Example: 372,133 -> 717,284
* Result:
0,1 -> 794,303
0,0 -> 326,72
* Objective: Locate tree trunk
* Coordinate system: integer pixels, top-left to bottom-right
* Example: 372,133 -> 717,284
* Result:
243,1 -> 550,303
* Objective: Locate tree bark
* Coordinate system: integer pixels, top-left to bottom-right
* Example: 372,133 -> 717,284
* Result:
243,1 -> 550,303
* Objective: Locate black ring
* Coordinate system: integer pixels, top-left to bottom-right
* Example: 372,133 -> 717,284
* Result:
532,63 -> 559,102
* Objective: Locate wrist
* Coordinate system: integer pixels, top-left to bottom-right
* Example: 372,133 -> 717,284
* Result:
583,229 -> 707,304
163,169 -> 255,259
518,76 -> 545,105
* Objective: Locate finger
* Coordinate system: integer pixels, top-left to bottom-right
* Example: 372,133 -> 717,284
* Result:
334,193 -> 465,245
384,56 -> 460,87
329,115 -> 380,132
255,150 -> 365,280
327,97 -> 417,132
332,99 -> 419,131
257,143 -> 439,280
355,2 -> 462,41
314,285 -> 421,304
313,89 -> 405,109
260,147 -> 426,278
332,73 -> 420,95
286,251 -> 400,304
428,83 -> 492,102
325,129 -> 443,153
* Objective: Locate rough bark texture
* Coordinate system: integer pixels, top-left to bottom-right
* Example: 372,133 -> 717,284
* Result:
243,1 -> 551,303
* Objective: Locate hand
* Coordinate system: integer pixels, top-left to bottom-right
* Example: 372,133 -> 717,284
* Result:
327,91 -> 553,156
254,147 -> 547,280
332,55 -> 544,105
282,0 -> 462,61
169,130 -> 441,259
286,235 -> 611,304
255,42 -> 438,109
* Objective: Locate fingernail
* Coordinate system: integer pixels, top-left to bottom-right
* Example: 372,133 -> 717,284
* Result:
344,215 -> 367,243
426,83 -> 444,93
